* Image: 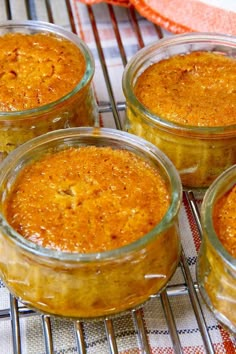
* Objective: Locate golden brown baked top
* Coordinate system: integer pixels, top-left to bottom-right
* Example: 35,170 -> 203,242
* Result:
213,184 -> 236,257
134,51 -> 236,127
4,146 -> 170,253
0,33 -> 86,111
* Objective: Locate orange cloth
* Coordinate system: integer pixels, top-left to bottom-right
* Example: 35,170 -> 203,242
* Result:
79,0 -> 236,35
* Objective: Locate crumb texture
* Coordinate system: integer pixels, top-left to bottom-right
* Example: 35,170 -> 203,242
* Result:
5,146 -> 170,253
0,33 -> 85,111
213,184 -> 236,257
135,51 -> 236,127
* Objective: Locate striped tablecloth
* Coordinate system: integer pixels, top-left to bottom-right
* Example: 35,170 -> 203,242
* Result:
0,1 -> 235,353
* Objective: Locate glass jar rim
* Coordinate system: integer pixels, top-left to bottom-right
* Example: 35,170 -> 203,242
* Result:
201,164 -> 236,269
0,127 -> 182,262
122,32 -> 236,136
0,20 -> 95,119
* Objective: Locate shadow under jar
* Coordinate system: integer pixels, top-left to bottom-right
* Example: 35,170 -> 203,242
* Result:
197,165 -> 236,334
0,127 -> 182,320
0,20 -> 98,162
122,33 -> 236,190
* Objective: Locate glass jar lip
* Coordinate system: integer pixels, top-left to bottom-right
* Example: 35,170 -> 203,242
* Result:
122,32 -> 236,136
0,127 -> 182,262
201,164 -> 236,269
0,20 -> 95,119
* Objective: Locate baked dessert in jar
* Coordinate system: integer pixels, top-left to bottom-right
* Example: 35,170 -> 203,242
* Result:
122,33 -> 236,189
197,165 -> 236,334
0,21 -> 98,161
0,128 -> 182,320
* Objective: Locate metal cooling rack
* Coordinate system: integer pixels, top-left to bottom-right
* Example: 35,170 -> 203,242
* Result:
0,1 -> 234,353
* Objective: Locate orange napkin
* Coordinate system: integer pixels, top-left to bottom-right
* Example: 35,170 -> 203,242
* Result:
79,0 -> 236,35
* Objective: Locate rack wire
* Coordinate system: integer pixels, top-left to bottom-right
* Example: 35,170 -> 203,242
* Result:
0,1 -> 235,353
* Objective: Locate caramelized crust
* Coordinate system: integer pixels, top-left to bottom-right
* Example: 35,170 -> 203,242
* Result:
135,51 -> 236,127
4,146 -> 170,253
0,33 -> 85,111
213,184 -> 236,257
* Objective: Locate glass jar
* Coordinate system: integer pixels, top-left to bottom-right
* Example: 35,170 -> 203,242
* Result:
122,33 -> 236,190
0,127 -> 182,320
197,165 -> 236,334
0,20 -> 98,161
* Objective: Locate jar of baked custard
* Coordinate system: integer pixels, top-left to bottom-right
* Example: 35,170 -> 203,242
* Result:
197,165 -> 236,334
0,20 -> 98,161
122,33 -> 236,190
0,128 -> 182,320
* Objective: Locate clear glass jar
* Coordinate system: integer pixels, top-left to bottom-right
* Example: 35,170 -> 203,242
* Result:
0,127 -> 182,320
197,165 -> 236,334
122,33 -> 236,190
0,20 -> 98,161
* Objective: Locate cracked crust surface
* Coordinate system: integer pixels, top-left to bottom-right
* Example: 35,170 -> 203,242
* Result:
135,51 -> 236,127
4,146 -> 170,253
0,32 -> 85,111
213,184 -> 236,258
